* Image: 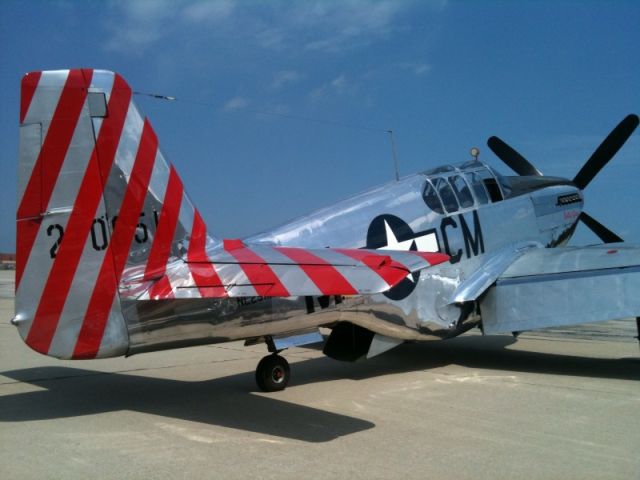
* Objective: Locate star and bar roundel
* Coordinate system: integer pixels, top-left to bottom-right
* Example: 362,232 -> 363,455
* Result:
366,214 -> 441,300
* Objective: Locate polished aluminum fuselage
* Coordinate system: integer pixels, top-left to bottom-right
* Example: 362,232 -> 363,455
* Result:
127,163 -> 583,355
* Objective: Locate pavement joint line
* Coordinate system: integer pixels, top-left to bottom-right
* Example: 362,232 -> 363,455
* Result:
515,380 -> 639,395
522,334 -> 636,344
418,370 -> 639,395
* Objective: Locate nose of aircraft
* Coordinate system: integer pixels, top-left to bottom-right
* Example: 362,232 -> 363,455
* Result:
488,114 -> 638,244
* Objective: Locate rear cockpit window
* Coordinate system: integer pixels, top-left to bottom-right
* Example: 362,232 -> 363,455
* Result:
433,177 -> 459,213
448,175 -> 474,208
422,180 -> 444,214
477,169 -> 503,202
465,172 -> 490,204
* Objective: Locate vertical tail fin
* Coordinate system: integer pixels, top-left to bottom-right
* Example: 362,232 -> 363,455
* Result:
15,69 -> 215,359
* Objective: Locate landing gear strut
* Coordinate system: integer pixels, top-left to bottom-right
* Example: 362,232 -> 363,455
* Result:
255,336 -> 290,392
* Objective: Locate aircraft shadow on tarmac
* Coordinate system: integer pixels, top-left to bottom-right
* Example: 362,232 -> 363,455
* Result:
293,335 -> 640,386
0,364 -> 376,443
0,336 -> 637,442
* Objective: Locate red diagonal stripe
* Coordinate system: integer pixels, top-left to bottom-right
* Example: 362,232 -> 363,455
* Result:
411,251 -> 449,265
275,247 -> 358,296
20,71 -> 42,124
333,248 -> 410,288
144,165 -> 183,299
224,245 -> 289,297
25,74 -> 132,355
149,276 -> 175,300
73,119 -> 158,359
16,69 -> 90,289
187,210 -> 227,297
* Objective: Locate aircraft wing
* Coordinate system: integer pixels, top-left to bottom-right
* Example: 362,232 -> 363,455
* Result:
124,240 -> 449,300
478,245 -> 640,334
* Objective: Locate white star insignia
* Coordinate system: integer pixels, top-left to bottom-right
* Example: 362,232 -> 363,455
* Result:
378,220 -> 416,282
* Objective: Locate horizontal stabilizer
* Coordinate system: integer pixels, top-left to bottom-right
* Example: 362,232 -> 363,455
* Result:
121,244 -> 449,300
123,242 -> 449,299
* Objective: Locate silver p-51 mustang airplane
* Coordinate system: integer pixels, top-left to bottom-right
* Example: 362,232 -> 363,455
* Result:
13,69 -> 640,391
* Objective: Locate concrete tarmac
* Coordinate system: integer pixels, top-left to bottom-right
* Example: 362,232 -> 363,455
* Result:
0,271 -> 638,480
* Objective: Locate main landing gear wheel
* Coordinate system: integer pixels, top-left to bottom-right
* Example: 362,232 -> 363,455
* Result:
255,354 -> 290,392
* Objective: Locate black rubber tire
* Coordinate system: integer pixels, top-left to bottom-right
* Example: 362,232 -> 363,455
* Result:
255,354 -> 290,392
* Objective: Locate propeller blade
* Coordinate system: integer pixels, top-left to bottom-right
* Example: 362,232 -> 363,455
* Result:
579,211 -> 623,244
573,114 -> 639,190
487,136 -> 543,176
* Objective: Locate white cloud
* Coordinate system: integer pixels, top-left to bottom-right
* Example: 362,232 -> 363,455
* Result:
104,0 -> 233,53
182,0 -> 234,24
397,62 -> 432,75
103,0 -> 447,56
254,27 -> 286,49
271,70 -> 304,89
310,74 -> 351,100
294,0 -> 446,53
413,63 -> 431,75
301,2 -> 402,52
331,75 -> 347,90
223,96 -> 249,111
118,0 -> 172,22
104,0 -> 175,53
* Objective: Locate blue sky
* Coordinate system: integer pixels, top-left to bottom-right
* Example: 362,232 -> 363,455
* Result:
1,0 -> 638,251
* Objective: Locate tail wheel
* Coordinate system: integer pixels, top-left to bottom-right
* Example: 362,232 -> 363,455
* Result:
255,354 -> 290,392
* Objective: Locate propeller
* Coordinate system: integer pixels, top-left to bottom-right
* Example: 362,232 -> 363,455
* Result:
578,212 -> 623,244
573,114 -> 639,190
487,136 -> 543,176
487,114 -> 639,244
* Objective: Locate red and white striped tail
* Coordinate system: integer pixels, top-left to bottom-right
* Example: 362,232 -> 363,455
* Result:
15,69 -> 210,359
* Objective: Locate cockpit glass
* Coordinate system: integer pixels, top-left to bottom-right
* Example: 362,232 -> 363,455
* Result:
423,165 -> 456,176
433,177 -> 459,213
448,175 -> 474,208
422,180 -> 444,214
494,171 -> 512,198
459,160 -> 484,170
477,168 -> 503,202
464,172 -> 489,204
